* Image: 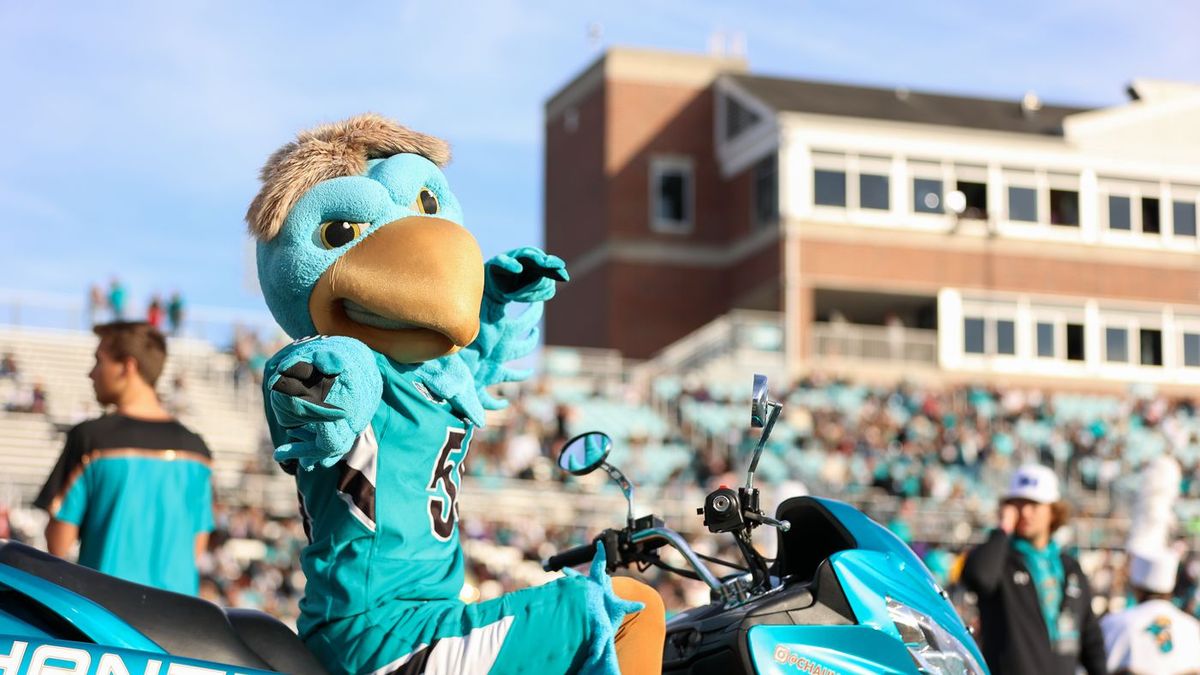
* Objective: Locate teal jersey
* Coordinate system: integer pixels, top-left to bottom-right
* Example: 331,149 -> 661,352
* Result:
35,415 -> 214,595
287,355 -> 474,637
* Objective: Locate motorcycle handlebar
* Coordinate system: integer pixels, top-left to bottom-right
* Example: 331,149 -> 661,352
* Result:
543,543 -> 597,572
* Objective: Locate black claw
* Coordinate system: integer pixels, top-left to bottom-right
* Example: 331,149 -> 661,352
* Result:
272,363 -> 338,406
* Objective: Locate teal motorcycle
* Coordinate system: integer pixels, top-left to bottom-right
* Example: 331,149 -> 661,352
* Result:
545,375 -> 988,675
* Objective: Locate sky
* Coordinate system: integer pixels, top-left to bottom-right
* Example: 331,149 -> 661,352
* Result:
1,0 -> 1197,324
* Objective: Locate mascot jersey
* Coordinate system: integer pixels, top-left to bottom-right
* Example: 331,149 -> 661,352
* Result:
270,353 -> 474,626
249,114 -> 658,675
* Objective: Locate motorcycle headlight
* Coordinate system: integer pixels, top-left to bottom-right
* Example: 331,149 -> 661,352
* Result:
886,598 -> 984,675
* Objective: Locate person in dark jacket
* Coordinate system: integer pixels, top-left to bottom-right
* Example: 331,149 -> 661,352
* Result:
962,464 -> 1106,675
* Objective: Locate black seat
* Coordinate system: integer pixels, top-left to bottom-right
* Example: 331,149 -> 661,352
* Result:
0,540 -> 327,675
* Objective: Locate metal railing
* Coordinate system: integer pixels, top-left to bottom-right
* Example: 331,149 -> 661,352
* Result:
811,322 -> 938,365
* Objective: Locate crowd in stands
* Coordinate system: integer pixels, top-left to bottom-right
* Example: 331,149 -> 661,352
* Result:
87,279 -> 186,335
9,339 -> 1200,632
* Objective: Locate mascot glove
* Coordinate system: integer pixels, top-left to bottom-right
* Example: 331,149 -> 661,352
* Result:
265,336 -> 383,470
561,542 -> 644,674
483,246 -> 569,305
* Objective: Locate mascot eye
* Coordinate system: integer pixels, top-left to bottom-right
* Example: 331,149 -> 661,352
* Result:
319,221 -> 363,249
416,188 -> 440,215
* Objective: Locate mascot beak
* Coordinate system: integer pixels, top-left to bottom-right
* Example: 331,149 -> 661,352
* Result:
309,217 -> 484,363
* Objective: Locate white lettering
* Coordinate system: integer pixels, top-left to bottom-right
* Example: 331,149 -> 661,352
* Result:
0,641 -> 27,674
144,660 -> 162,675
29,645 -> 89,675
96,653 -> 132,675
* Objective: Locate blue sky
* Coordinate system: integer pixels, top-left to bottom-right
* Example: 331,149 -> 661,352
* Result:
1,0 -> 1197,320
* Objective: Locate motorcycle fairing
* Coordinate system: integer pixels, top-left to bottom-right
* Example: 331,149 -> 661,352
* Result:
0,635 -> 279,675
0,564 -> 160,652
746,624 -> 917,674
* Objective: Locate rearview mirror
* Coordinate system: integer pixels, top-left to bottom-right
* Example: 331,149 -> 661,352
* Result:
558,432 -> 613,476
751,374 -> 769,428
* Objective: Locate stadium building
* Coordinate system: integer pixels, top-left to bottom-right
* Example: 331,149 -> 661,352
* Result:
544,47 -> 1200,389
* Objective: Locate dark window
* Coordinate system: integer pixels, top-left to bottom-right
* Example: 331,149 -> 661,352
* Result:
1140,329 -> 1163,366
1037,322 -> 1055,358
996,320 -> 1015,355
815,170 -> 846,207
1106,327 -> 1128,363
724,95 -> 762,140
1142,197 -> 1161,234
1185,333 -> 1200,367
1050,189 -> 1079,226
753,155 -> 778,228
1066,323 -> 1085,361
1174,201 -> 1196,237
1008,187 -> 1038,222
914,179 -> 943,214
656,169 -> 688,224
957,181 -> 988,219
964,318 -> 985,354
1108,195 -> 1132,231
860,174 -> 890,210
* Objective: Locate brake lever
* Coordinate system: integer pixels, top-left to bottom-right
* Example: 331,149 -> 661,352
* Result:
744,512 -> 791,532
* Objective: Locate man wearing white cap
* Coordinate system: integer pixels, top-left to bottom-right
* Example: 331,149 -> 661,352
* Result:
1101,548 -> 1200,675
962,464 -> 1106,675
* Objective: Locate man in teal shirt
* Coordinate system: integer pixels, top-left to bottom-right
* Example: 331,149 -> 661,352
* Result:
35,321 -> 214,595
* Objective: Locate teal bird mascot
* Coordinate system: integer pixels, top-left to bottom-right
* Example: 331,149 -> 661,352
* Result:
247,114 -> 664,675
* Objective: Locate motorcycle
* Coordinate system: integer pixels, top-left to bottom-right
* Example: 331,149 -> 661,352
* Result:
0,538 -> 328,674
544,374 -> 988,675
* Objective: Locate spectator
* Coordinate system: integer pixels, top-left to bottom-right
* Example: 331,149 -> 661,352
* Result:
87,284 -> 105,326
1101,547 -> 1200,674
147,295 -> 165,330
30,380 -> 47,415
167,292 -> 185,336
961,464 -> 1106,675
108,278 -> 126,321
33,321 -> 214,595
0,351 -> 17,380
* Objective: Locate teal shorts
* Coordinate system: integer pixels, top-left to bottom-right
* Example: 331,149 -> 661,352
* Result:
306,575 -> 601,675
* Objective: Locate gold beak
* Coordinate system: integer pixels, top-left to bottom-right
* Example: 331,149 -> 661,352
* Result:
308,216 -> 484,363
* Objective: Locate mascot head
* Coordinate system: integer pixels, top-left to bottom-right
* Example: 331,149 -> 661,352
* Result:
247,114 -> 484,364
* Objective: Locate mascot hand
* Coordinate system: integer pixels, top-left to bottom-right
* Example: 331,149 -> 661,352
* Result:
264,336 -> 382,470
484,246 -> 569,304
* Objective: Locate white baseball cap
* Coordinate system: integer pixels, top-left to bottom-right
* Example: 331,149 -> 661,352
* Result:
1004,464 -> 1061,504
1129,548 -> 1179,594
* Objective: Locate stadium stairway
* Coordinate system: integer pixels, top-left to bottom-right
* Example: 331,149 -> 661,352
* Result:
0,327 -> 287,506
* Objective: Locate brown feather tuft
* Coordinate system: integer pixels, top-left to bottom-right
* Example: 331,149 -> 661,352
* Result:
246,113 -> 451,241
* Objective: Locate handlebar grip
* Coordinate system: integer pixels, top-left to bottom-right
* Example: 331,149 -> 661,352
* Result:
543,543 -> 597,572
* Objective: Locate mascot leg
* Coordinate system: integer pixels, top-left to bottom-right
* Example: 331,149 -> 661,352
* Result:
612,578 -> 666,675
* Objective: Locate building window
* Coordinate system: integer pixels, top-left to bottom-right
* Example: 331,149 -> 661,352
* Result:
914,178 -> 943,214
1184,333 -> 1200,367
1108,195 -> 1132,231
754,154 -> 778,228
1008,187 -> 1038,222
964,318 -> 985,354
1140,329 -> 1163,366
860,173 -> 890,210
1175,201 -> 1197,237
650,157 -> 693,233
1036,322 -> 1055,358
1049,189 -> 1079,226
996,319 -> 1015,355
814,169 -> 846,207
1105,327 -> 1128,363
1142,197 -> 1161,234
1066,323 -> 1085,361
957,180 -> 988,219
